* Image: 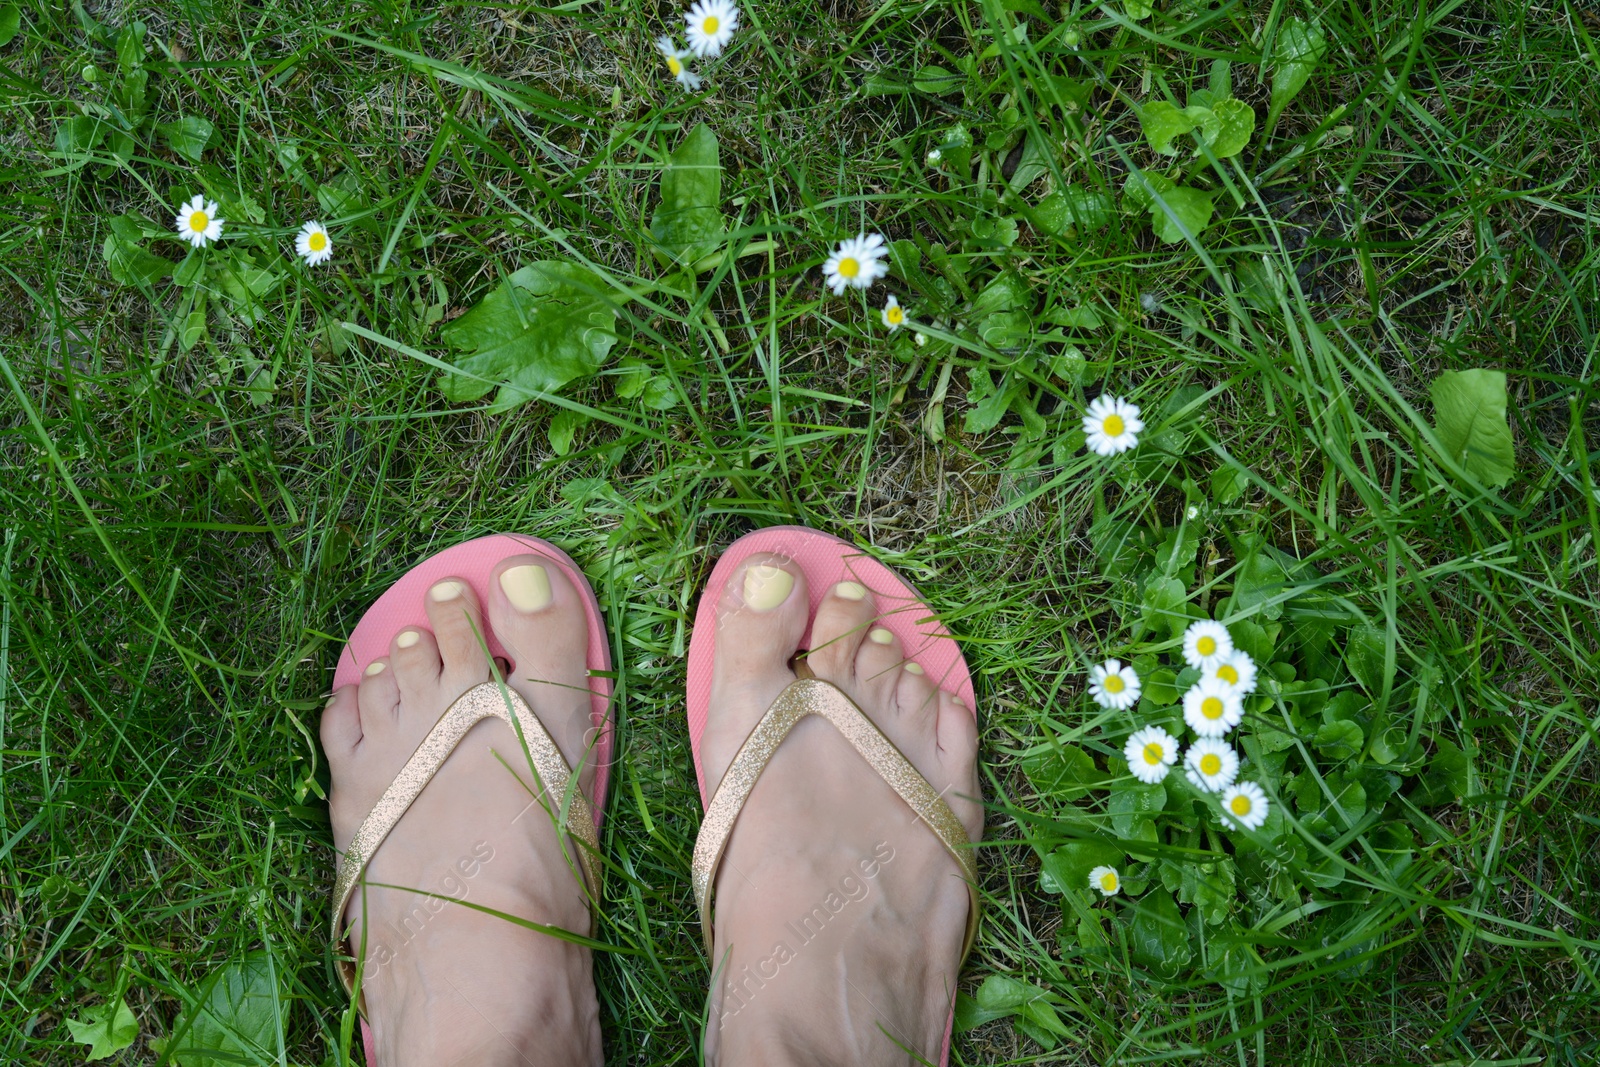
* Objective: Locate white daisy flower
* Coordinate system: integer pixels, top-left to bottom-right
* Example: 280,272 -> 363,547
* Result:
295,221 -> 333,266
1088,659 -> 1141,710
1206,649 -> 1257,695
1221,781 -> 1269,830
1182,619 -> 1233,670
175,194 -> 224,248
656,35 -> 702,90
914,331 -> 927,346
1088,865 -> 1120,897
1183,677 -> 1243,737
1124,725 -> 1179,784
1183,738 -> 1239,792
881,294 -> 907,331
822,232 -> 888,294
684,0 -> 739,57
1082,395 -> 1143,456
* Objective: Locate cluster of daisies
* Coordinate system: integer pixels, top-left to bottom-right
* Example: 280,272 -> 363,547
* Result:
656,0 -> 740,91
174,193 -> 334,267
1085,618 -> 1271,897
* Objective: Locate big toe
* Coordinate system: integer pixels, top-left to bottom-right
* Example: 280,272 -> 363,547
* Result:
701,553 -> 809,792
486,553 -> 598,782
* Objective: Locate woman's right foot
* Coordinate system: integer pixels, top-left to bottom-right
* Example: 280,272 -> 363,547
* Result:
320,555 -> 605,1067
698,555 -> 983,1067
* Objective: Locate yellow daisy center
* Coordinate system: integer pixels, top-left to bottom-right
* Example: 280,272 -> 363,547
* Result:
1230,795 -> 1253,816
1103,674 -> 1125,694
1200,753 -> 1222,775
1143,743 -> 1164,765
1201,696 -> 1225,720
1217,663 -> 1238,684
702,15 -> 719,32
189,211 -> 209,231
1100,872 -> 1118,891
308,231 -> 327,252
1102,414 -> 1125,436
837,256 -> 860,278
1197,635 -> 1217,656
667,55 -> 682,75
886,305 -> 903,324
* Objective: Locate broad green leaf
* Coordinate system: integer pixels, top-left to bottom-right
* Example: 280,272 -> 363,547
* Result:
1268,18 -> 1329,130
969,270 -> 1029,318
161,116 -> 215,164
1007,129 -> 1054,193
1344,624 -> 1389,694
170,953 -> 284,1067
963,368 -> 1014,434
437,261 -> 620,413
115,21 -> 145,72
1109,780 -> 1167,842
1416,737 -> 1469,805
180,308 -> 208,351
1022,743 -> 1105,802
1122,168 -> 1176,213
1204,941 -> 1266,997
1124,0 -> 1152,18
548,409 -> 587,456
1128,890 -> 1191,974
1040,838 -> 1123,894
650,123 -> 723,265
55,115 -> 106,155
1140,576 -> 1187,638
913,64 -> 963,95
1232,541 -> 1292,620
1211,464 -> 1246,504
1032,186 -> 1114,234
1045,344 -> 1086,383
1148,186 -> 1214,244
0,6 -> 20,48
1139,101 -> 1199,155
65,998 -> 139,1061
1202,98 -> 1255,158
213,263 -> 283,328
1429,368 -> 1515,487
103,235 -> 171,287
1173,858 -> 1235,925
1314,719 -> 1364,760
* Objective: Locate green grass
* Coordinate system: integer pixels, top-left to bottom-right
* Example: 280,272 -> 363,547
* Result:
3,0 -> 1599,1063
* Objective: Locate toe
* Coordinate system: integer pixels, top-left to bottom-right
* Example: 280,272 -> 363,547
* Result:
894,657 -> 940,720
713,553 -> 809,683
357,658 -> 400,733
320,684 -> 363,758
391,627 -> 442,701
425,577 -> 493,693
852,622 -> 905,710
936,690 -> 984,840
806,579 -> 877,683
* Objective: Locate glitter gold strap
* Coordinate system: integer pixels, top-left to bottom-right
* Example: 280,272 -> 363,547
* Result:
330,680 -> 602,996
692,676 -> 980,964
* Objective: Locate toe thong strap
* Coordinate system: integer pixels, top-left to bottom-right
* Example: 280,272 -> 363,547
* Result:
330,681 -> 603,997
692,677 -> 981,964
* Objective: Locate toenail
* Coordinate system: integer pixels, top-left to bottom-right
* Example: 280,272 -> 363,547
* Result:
500,564 -> 551,612
869,627 -> 894,645
904,662 -> 924,675
835,581 -> 868,601
325,695 -> 339,708
952,694 -> 966,707
396,630 -> 420,649
743,564 -> 794,611
430,580 -> 464,602
365,661 -> 387,676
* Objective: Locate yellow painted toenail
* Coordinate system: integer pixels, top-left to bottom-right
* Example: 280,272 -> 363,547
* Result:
396,630 -> 420,649
743,564 -> 793,611
904,662 -> 924,675
430,580 -> 464,602
869,627 -> 894,645
365,661 -> 387,676
326,695 -> 339,708
500,564 -> 551,612
952,694 -> 966,707
835,581 -> 868,601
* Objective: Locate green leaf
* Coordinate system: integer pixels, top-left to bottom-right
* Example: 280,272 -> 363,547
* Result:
1202,98 -> 1255,158
1429,368 -> 1515,487
1140,576 -> 1188,638
103,235 -> 171,287
0,6 -> 20,48
1268,18 -> 1329,130
1314,719 -> 1364,761
65,998 -> 139,1061
213,262 -> 283,329
1149,186 -> 1215,244
1211,464 -> 1247,504
1416,737 -> 1469,805
1139,101 -> 1199,155
437,261 -> 620,414
1032,186 -> 1114,235
1109,780 -> 1166,843
1040,838 -> 1123,894
548,409 -> 587,456
913,64 -> 963,96
1173,858 -> 1236,925
1022,743 -> 1105,801
160,116 -> 215,163
55,115 -> 106,155
170,953 -> 284,1066
180,307 -> 208,351
1124,0 -> 1152,19
1345,624 -> 1389,694
650,123 -> 724,265
1128,890 -> 1191,974
116,21 -> 146,72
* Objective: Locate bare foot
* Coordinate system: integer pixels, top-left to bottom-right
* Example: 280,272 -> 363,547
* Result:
698,555 -> 983,1066
321,555 -> 604,1067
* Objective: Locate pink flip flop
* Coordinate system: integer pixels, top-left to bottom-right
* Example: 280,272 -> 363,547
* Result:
328,532 -> 614,1066
686,525 -> 979,1066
